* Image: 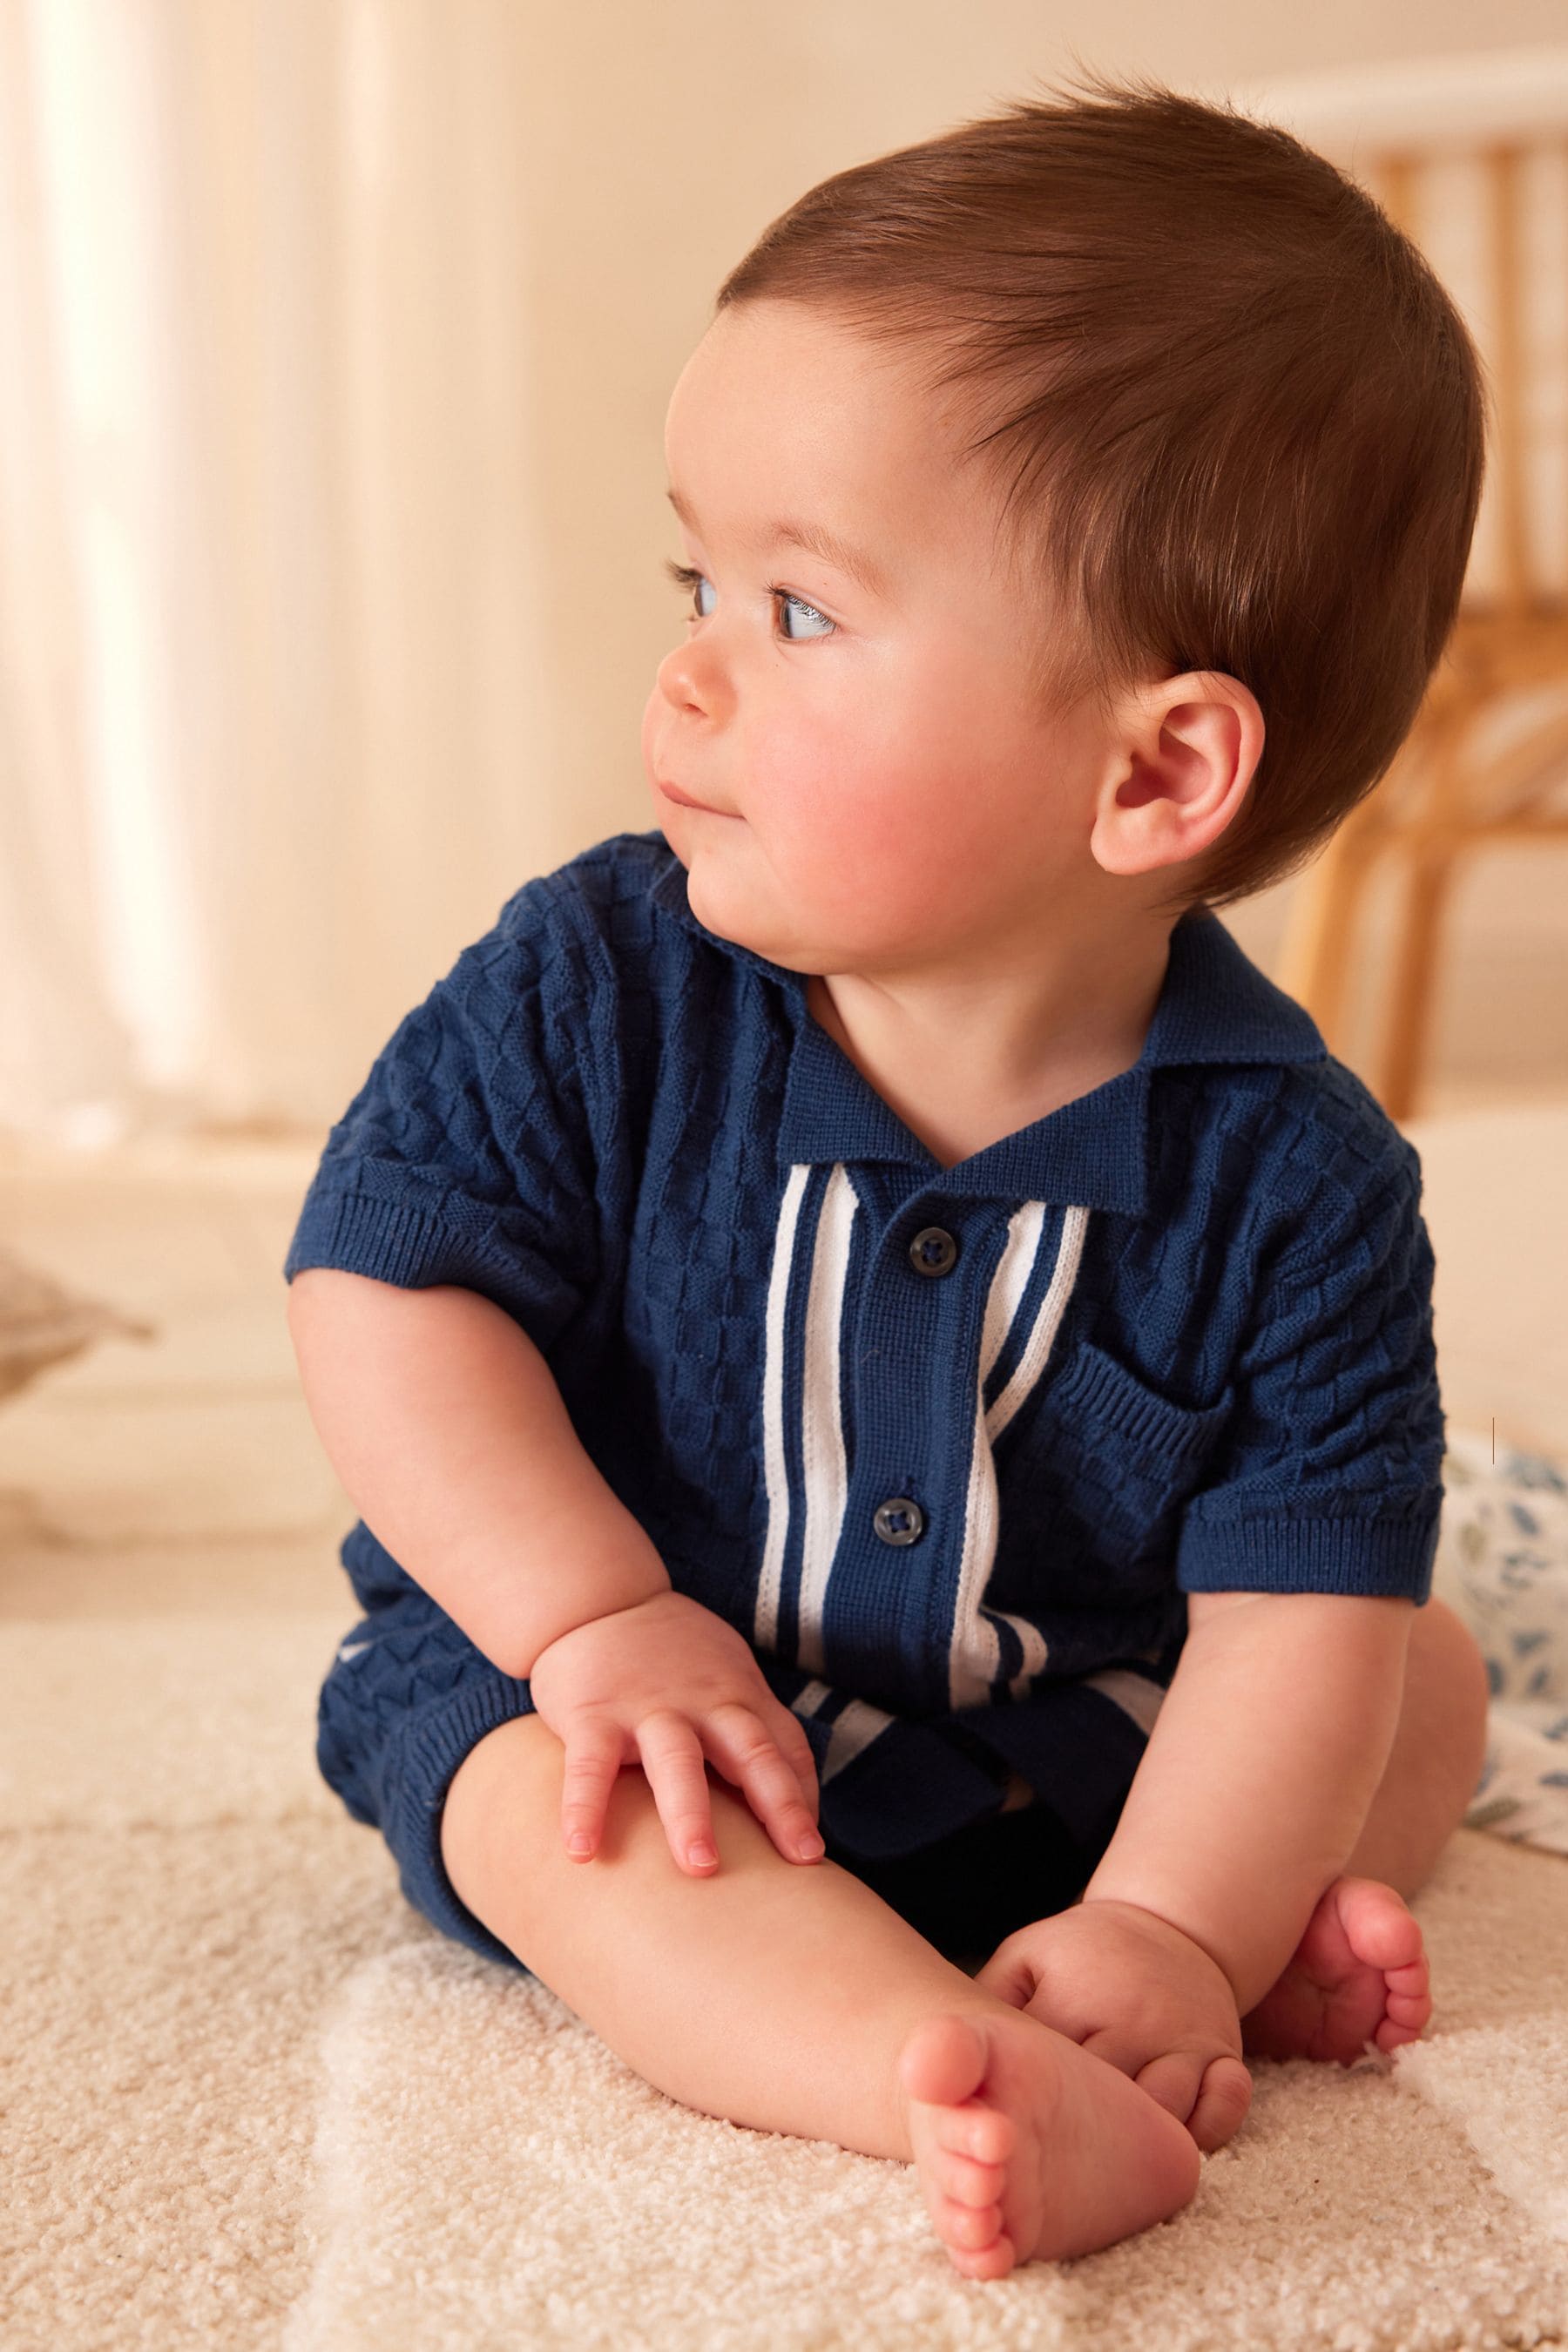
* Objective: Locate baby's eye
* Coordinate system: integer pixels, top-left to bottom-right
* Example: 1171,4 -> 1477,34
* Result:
665,559 -> 717,621
662,559 -> 835,642
775,590 -> 835,642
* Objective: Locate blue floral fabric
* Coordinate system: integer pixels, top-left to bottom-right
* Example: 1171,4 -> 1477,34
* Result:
1433,1425 -> 1568,1855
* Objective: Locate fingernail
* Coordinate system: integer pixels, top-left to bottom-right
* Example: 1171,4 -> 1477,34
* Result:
797,1832 -> 825,1861
689,1841 -> 718,1868
567,1834 -> 591,1857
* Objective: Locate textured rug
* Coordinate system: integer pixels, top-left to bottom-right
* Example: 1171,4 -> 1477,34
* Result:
3,1610 -> 1567,2352
3,1115 -> 1568,2350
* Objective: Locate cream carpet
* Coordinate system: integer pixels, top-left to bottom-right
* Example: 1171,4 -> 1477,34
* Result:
2,1116 -> 1567,2350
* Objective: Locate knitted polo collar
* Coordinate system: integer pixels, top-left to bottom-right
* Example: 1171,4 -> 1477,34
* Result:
644,830 -> 1325,1210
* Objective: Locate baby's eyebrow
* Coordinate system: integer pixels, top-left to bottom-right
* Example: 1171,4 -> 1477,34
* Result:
665,486 -> 889,600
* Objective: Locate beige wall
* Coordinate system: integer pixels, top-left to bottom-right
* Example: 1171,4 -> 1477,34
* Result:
26,6 -> 1556,1132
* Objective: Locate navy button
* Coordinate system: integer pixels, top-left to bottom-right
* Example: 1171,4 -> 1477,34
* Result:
873,1496 -> 924,1545
908,1226 -> 958,1278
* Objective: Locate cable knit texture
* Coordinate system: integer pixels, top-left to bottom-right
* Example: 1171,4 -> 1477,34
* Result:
284,828 -> 1446,1965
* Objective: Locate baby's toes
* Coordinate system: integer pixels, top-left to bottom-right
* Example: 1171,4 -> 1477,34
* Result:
1336,1877 -> 1425,1973
930,2146 -> 1009,2212
936,2102 -> 1015,2169
1387,1954 -> 1430,2006
943,2227 -> 1017,2281
1375,1980 -> 1431,2052
911,2130 -> 1008,2253
1375,1957 -> 1434,2051
931,2191 -> 1007,2254
901,2016 -> 1017,2269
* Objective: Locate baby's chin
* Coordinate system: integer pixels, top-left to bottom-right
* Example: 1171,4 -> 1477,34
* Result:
681,859 -> 834,977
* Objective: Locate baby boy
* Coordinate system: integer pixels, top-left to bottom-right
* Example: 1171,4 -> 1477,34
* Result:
286,71 -> 1493,2275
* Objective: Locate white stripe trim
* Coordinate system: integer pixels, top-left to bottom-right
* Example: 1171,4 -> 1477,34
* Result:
1082,1666 -> 1166,1738
821,1696 -> 896,1784
977,1200 -> 1046,1399
753,1164 -> 811,1653
790,1679 -> 833,1717
790,1677 -> 894,1783
793,1166 -> 858,1676
947,1205 -> 1091,1710
987,1203 -> 1091,1447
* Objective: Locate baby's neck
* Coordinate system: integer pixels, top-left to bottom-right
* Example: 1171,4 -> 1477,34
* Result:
805,920 -> 1174,1172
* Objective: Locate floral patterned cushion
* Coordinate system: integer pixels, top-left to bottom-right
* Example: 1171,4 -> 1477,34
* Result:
1432,1426 -> 1568,1855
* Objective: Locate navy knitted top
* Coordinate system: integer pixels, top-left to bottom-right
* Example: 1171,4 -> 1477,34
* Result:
283,828 -> 1446,1861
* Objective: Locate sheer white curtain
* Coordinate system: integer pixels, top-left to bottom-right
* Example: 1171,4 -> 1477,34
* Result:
4,5 -> 1565,1146
0,0 -> 571,1143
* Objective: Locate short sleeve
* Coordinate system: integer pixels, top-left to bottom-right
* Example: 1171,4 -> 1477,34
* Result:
282,882 -> 599,1358
1175,1138 -> 1446,1602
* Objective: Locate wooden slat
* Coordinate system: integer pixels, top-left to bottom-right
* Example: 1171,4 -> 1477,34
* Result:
1277,125 -> 1568,1118
1486,143 -> 1531,616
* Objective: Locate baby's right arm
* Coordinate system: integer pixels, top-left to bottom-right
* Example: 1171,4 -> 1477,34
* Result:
286,1269 -> 822,1875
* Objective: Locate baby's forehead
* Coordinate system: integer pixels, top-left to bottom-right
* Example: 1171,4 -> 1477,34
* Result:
668,421 -> 1004,597
672,303 -> 984,485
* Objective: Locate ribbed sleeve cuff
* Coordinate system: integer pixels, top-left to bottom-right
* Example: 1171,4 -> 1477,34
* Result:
1176,1503 -> 1441,1601
286,1185 -> 498,1288
282,1183 -> 576,1354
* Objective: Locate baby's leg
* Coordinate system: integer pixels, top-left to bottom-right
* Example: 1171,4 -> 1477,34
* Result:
440,1713 -> 1199,2276
1242,1595 -> 1490,2063
1342,1595 -> 1492,1896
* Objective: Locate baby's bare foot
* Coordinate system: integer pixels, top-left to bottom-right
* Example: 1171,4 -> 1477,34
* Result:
1241,1875 -> 1432,2065
896,2008 -> 1201,2279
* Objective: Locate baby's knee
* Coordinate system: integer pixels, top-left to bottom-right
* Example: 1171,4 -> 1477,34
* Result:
1404,1598 -> 1490,1786
440,1710 -> 567,1894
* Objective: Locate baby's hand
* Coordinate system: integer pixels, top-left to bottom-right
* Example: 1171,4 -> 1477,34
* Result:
973,1898 -> 1254,2153
526,1589 -> 824,1878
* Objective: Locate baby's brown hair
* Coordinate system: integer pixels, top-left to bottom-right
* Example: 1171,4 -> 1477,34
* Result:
713,65 -> 1487,916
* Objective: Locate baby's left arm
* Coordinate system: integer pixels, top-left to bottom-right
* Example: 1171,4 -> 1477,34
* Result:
1083,1588 -> 1416,2015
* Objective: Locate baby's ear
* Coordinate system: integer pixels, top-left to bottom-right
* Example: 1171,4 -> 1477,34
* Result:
1091,672 -> 1261,879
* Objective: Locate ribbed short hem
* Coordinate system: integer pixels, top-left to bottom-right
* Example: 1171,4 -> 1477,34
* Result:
377,1677 -> 541,1973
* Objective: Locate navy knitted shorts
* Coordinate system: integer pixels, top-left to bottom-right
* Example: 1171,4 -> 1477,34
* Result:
317,1584 -> 1159,1975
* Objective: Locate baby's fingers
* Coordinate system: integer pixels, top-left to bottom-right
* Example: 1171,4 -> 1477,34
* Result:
636,1709 -> 724,1874
768,1706 -> 822,1827
1134,2051 -> 1253,2153
559,1716 -> 626,1862
970,1929 -> 1048,2012
704,1703 -> 825,1865
1187,2056 -> 1253,2152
